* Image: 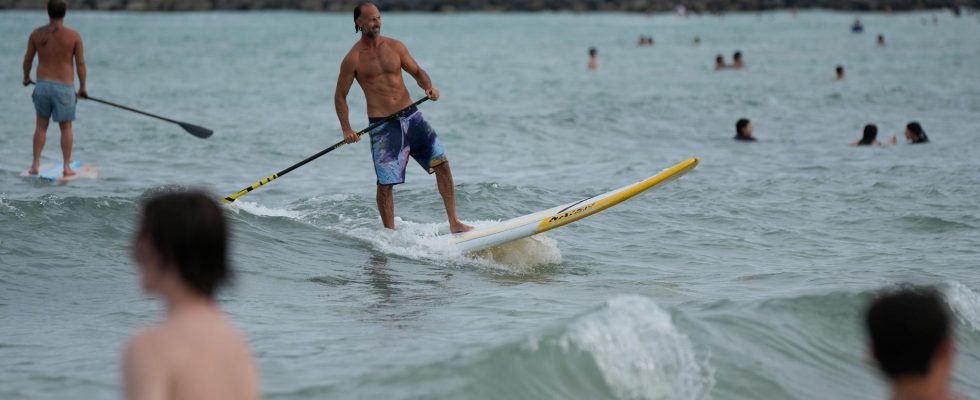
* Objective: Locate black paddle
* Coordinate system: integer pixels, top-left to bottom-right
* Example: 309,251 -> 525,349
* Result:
222,96 -> 430,204
28,81 -> 212,139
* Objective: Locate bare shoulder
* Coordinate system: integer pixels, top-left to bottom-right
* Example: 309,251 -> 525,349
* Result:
65,26 -> 82,40
125,326 -> 170,358
29,25 -> 45,39
386,37 -> 408,52
344,42 -> 362,59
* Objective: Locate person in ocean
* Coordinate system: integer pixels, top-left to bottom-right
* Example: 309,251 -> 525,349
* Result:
23,0 -> 88,178
865,285 -> 960,400
731,51 -> 744,69
124,190 -> 260,400
734,118 -> 755,141
334,2 -> 473,233
905,122 -> 930,144
588,47 -> 598,70
877,34 -> 886,47
714,54 -> 726,70
851,124 -> 896,146
835,65 -> 845,81
852,18 -> 864,33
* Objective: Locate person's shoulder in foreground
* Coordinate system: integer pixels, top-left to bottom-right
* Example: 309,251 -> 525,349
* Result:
124,190 -> 259,400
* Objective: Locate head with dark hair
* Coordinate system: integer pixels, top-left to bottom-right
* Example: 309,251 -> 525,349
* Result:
858,124 -> 878,145
866,285 -> 952,381
836,65 -> 844,74
906,121 -> 929,143
715,54 -> 724,64
133,190 -> 231,299
353,2 -> 380,37
48,0 -> 66,19
735,118 -> 752,139
589,47 -> 597,57
733,51 -> 742,61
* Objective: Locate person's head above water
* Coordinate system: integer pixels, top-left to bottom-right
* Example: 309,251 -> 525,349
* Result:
905,121 -> 929,144
48,0 -> 66,19
589,47 -> 597,57
866,285 -> 955,395
858,124 -> 878,145
735,118 -> 754,140
133,190 -> 231,300
733,51 -> 742,61
836,65 -> 845,79
354,2 -> 381,38
715,54 -> 724,66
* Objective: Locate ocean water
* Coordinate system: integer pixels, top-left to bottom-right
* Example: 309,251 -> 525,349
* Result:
2,9 -> 980,399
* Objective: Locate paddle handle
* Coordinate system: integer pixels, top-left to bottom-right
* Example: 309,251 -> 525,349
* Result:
222,96 -> 430,204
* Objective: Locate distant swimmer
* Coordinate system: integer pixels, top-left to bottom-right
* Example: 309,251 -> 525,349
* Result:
851,124 -> 896,146
23,0 -> 87,178
636,36 -> 653,46
693,36 -> 701,45
714,54 -> 727,70
124,191 -> 259,400
731,51 -> 744,69
334,3 -> 473,233
852,18 -> 864,33
877,34 -> 886,47
588,47 -> 598,70
835,65 -> 845,81
905,121 -> 930,144
865,286 -> 960,400
734,118 -> 756,141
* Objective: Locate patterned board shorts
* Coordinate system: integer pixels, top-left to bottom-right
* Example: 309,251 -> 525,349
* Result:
368,106 -> 447,186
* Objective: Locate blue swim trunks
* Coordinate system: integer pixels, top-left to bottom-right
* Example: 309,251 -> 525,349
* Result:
32,80 -> 76,122
368,106 -> 447,186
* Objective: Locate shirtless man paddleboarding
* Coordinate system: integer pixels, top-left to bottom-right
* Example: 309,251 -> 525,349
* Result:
23,0 -> 87,178
334,2 -> 473,233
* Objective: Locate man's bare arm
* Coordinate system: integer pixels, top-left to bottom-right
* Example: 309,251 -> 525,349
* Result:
396,41 -> 434,93
23,33 -> 36,86
74,34 -> 87,98
334,54 -> 358,143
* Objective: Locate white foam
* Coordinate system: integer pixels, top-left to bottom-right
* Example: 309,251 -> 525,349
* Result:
340,218 -> 563,272
226,200 -> 562,271
560,295 -> 714,400
226,200 -> 303,219
946,281 -> 980,331
468,235 -> 563,272
0,195 -> 23,217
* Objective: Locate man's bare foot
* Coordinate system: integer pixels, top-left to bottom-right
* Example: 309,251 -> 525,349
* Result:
63,168 -> 76,178
28,165 -> 39,175
450,221 -> 474,234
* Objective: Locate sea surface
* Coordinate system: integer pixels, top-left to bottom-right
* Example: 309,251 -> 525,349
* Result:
2,9 -> 980,400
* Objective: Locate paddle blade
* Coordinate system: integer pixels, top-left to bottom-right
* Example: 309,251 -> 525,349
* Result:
179,122 -> 213,139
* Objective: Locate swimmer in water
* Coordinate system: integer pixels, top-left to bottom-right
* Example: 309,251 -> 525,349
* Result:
731,51 -> 744,69
835,65 -> 845,80
905,122 -> 929,144
714,54 -> 726,70
852,18 -> 864,33
877,34 -> 885,47
734,118 -> 755,141
588,47 -> 597,70
851,124 -> 896,146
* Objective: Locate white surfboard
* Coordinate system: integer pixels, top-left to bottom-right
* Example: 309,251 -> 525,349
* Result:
444,157 -> 699,253
21,161 -> 98,184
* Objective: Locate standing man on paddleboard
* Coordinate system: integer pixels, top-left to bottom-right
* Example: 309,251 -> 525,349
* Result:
23,0 -> 87,178
334,2 -> 473,233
